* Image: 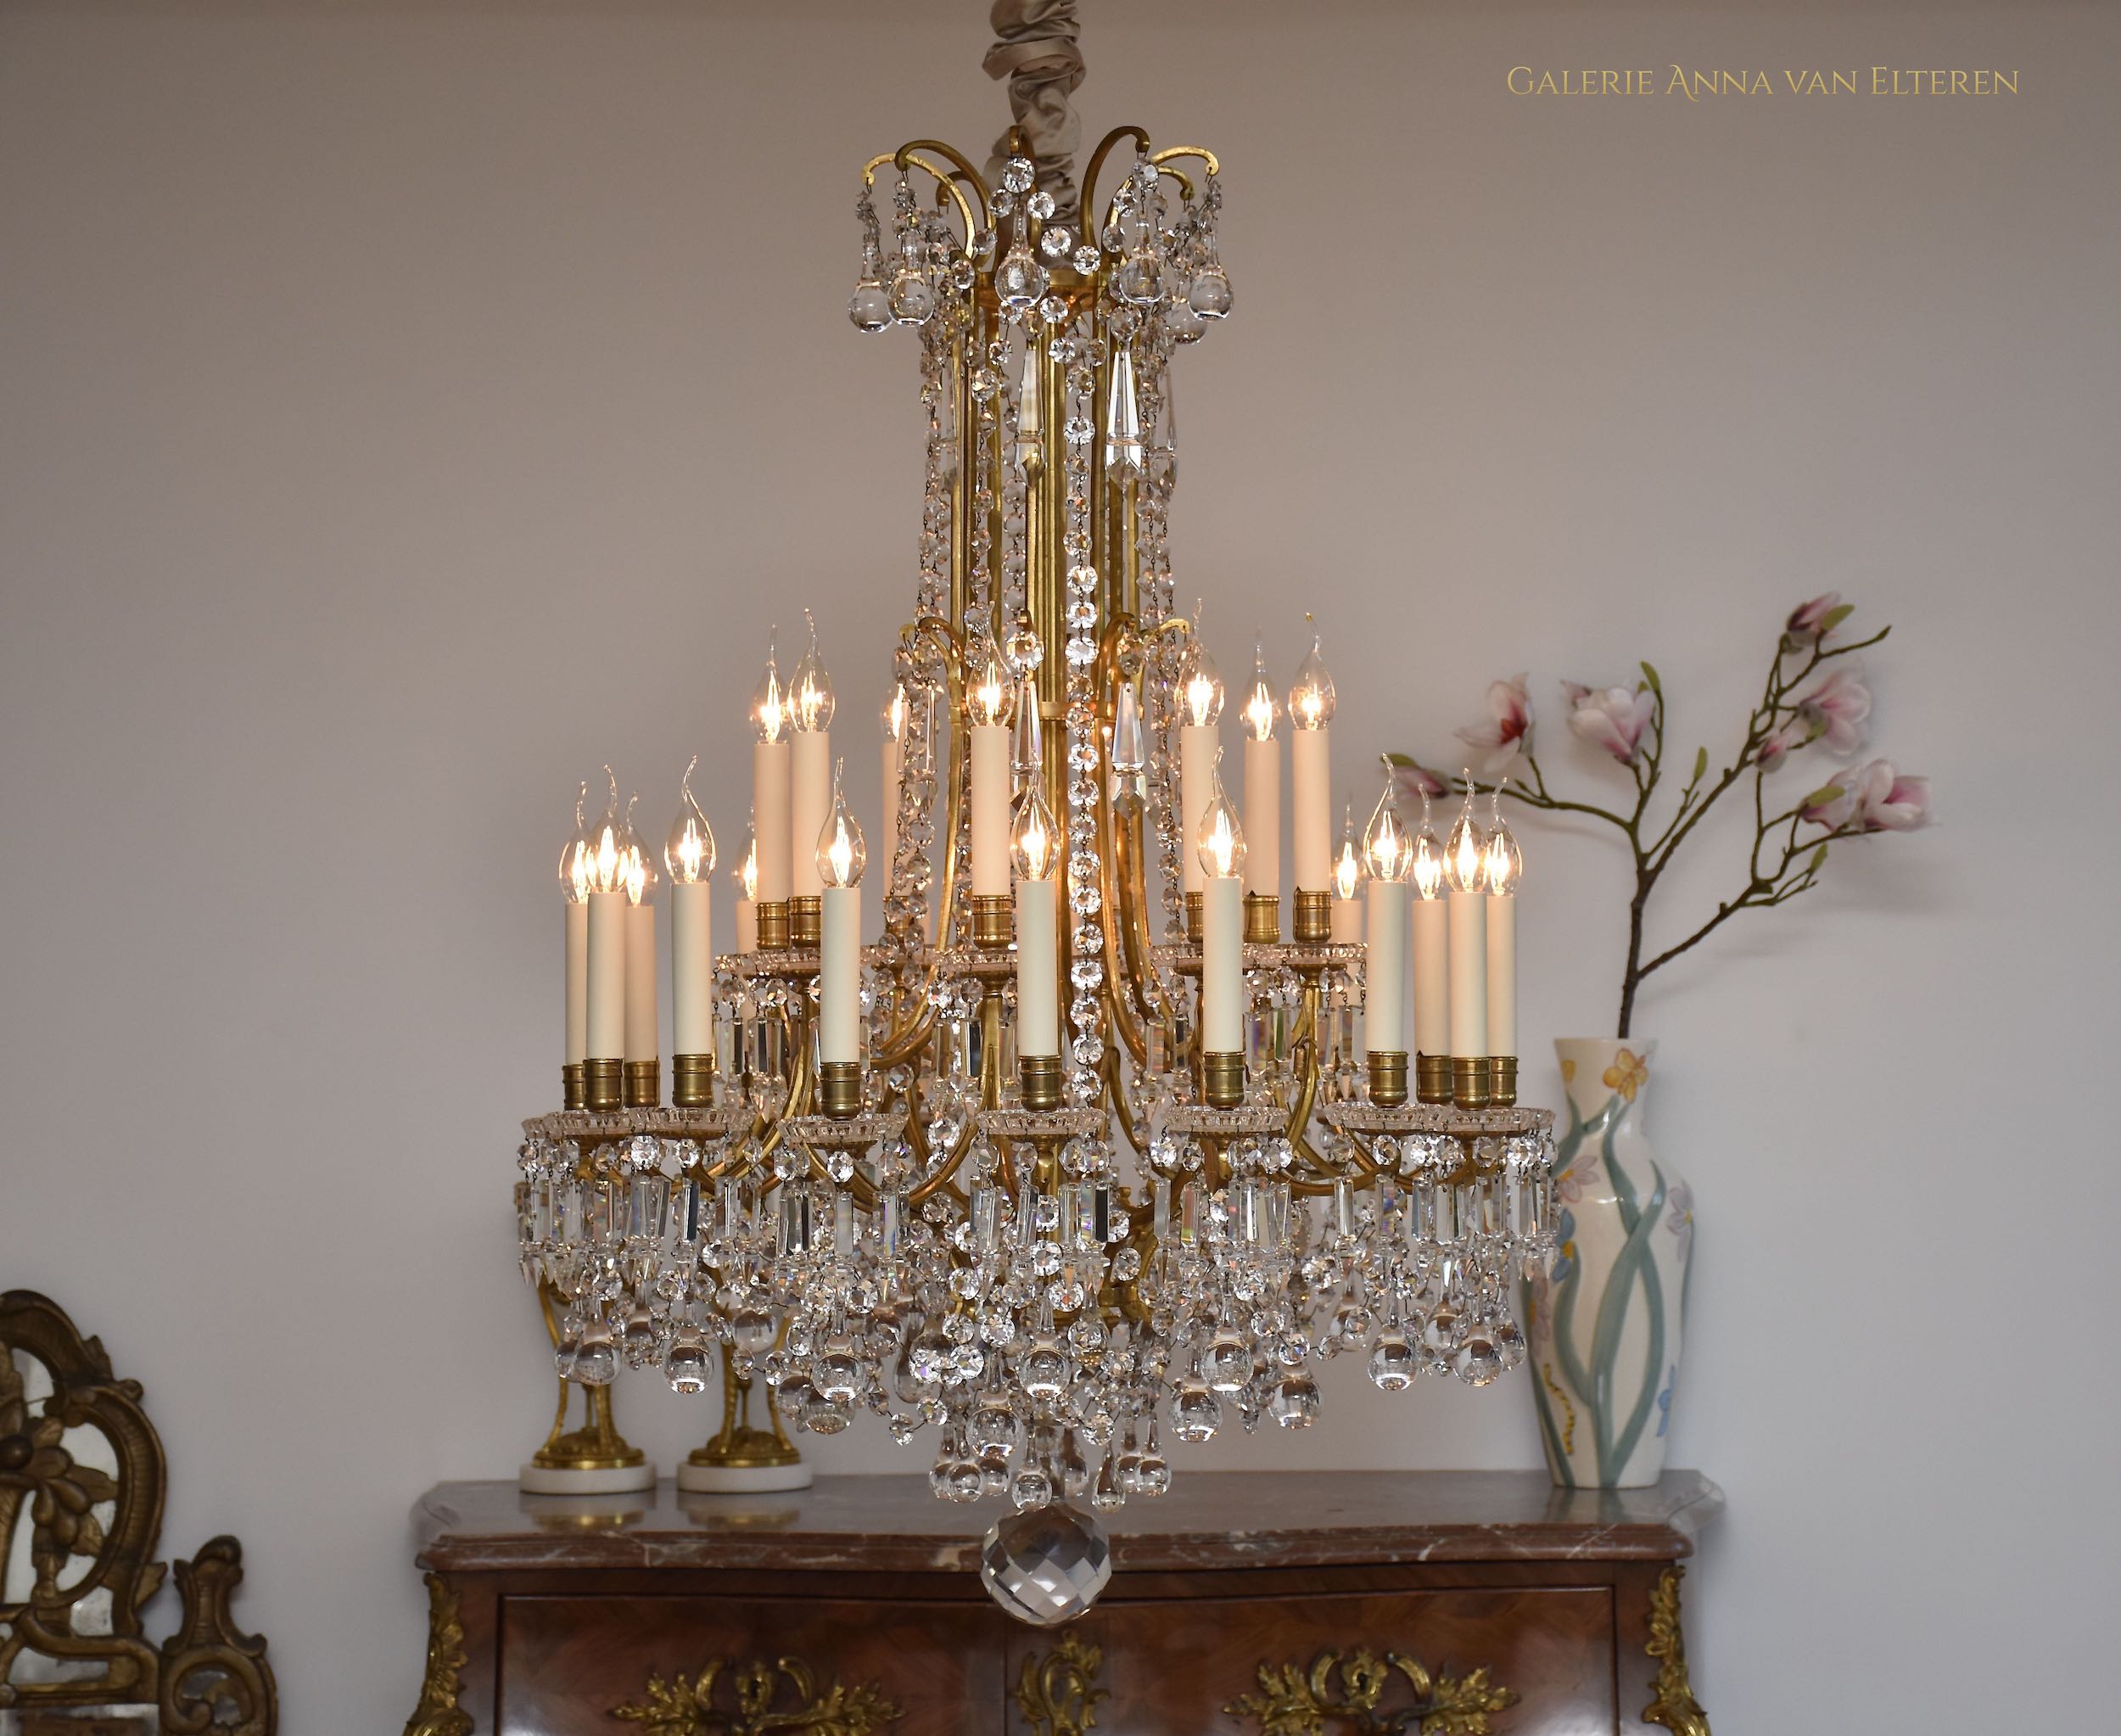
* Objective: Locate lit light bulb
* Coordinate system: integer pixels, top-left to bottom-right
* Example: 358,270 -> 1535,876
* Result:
736,818 -> 758,902
1180,612 -> 1224,726
752,633 -> 787,744
1195,753 -> 1247,879
1483,787 -> 1522,895
1362,762 -> 1412,883
790,609 -> 836,732
621,793 -> 658,905
1287,622 -> 1336,731
664,755 -> 717,884
816,760 -> 866,889
1331,801 -> 1363,901
1010,783 -> 1059,881
1445,776 -> 1486,894
1411,792 -> 1446,900
966,643 -> 1015,727
560,781 -> 594,902
881,682 -> 909,740
590,767 -> 627,895
1242,636 -> 1278,742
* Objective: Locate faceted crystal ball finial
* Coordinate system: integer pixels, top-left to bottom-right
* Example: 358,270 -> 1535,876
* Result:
980,1504 -> 1111,1626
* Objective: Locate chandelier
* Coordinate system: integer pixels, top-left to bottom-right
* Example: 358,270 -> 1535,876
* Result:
516,18 -> 1556,1624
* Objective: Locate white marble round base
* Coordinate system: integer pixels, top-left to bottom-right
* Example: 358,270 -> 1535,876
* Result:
518,1460 -> 658,1495
676,1459 -> 814,1494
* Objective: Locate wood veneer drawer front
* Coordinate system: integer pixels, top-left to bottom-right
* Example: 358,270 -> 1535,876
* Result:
495,1594 -> 1005,1736
1008,1587 -> 1616,1736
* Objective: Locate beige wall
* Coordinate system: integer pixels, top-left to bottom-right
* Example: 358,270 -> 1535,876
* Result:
3,2 -> 2116,1728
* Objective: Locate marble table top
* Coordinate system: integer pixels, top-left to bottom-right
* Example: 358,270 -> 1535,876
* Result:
414,1469 -> 1722,1575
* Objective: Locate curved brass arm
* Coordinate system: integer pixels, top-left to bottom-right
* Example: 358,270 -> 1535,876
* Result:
885,140 -> 993,228
862,150 -> 981,240
1080,125 -> 1151,238
1149,144 -> 1221,176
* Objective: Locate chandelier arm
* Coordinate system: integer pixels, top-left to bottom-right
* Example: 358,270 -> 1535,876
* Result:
1148,144 -> 1220,176
1079,125 -> 1151,243
1283,978 -> 1332,1171
862,150 -> 981,241
889,141 -> 993,226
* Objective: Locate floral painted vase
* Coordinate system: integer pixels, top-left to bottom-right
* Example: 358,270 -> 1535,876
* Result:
1525,1038 -> 1693,1489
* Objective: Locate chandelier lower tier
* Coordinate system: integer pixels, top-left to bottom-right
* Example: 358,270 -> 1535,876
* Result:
517,83 -> 1557,1624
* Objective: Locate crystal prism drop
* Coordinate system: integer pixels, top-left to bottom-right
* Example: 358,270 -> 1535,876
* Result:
1105,348 -> 1143,474
980,1504 -> 1112,1625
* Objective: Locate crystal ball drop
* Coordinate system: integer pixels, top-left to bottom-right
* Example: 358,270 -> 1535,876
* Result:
979,1504 -> 1112,1625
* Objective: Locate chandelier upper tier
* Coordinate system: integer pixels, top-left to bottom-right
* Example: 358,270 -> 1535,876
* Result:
516,21 -> 1556,1624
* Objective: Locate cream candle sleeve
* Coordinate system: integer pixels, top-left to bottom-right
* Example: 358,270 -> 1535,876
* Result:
564,899 -> 589,1067
1363,880 -> 1407,1055
1412,895 -> 1448,1056
1242,734 -> 1280,900
624,901 -> 658,1064
1329,894 -> 1363,945
670,880 -> 713,1056
585,888 -> 627,1061
1015,877 -> 1060,1057
735,898 -> 758,955
1179,723 -> 1217,896
1290,726 -> 1331,891
970,724 -> 1011,897
791,729 -> 831,899
1201,876 -> 1245,1053
752,739 -> 792,904
819,884 -> 861,1063
1447,888 -> 1488,1060
1486,893 -> 1517,1058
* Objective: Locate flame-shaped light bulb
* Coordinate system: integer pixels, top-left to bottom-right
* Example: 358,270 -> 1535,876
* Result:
1010,783 -> 1059,881
1445,777 -> 1487,893
1484,787 -> 1523,895
1362,763 -> 1412,883
664,756 -> 717,884
1331,801 -> 1363,901
1242,636 -> 1278,742
790,609 -> 835,732
736,818 -> 758,902
590,767 -> 627,895
560,781 -> 593,902
1411,792 -> 1446,900
1195,754 -> 1247,879
1288,623 -> 1336,731
621,793 -> 658,905
752,634 -> 786,744
816,761 -> 866,889
966,643 -> 1015,727
881,682 -> 909,740
1180,613 -> 1224,727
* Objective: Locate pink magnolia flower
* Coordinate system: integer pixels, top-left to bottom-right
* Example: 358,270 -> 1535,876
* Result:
1801,759 -> 1932,832
1793,663 -> 1871,753
1455,675 -> 1531,777
1389,756 -> 1447,804
1855,760 -> 1932,832
1756,715 -> 1813,770
1566,685 -> 1657,765
1782,592 -> 1843,649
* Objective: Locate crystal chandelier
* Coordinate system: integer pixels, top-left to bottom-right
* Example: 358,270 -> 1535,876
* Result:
516,18 -> 1557,1623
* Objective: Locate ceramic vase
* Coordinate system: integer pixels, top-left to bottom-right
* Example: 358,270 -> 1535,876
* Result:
1525,1037 -> 1693,1488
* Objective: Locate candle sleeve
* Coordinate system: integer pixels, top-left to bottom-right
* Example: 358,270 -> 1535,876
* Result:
1015,877 -> 1060,1057
671,880 -> 713,1056
970,724 -> 1012,897
1290,726 -> 1332,891
1201,876 -> 1245,1053
1363,880 -> 1407,1054
820,885 -> 861,1062
1412,895 -> 1449,1056
1486,893 -> 1517,1057
1447,888 -> 1488,1060
791,729 -> 831,898
624,901 -> 658,1064
564,899 -> 589,1067
752,739 -> 792,904
1242,734 -> 1280,900
586,888 -> 627,1062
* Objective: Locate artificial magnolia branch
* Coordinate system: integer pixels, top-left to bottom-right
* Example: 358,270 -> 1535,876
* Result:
1393,594 -> 1931,1038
